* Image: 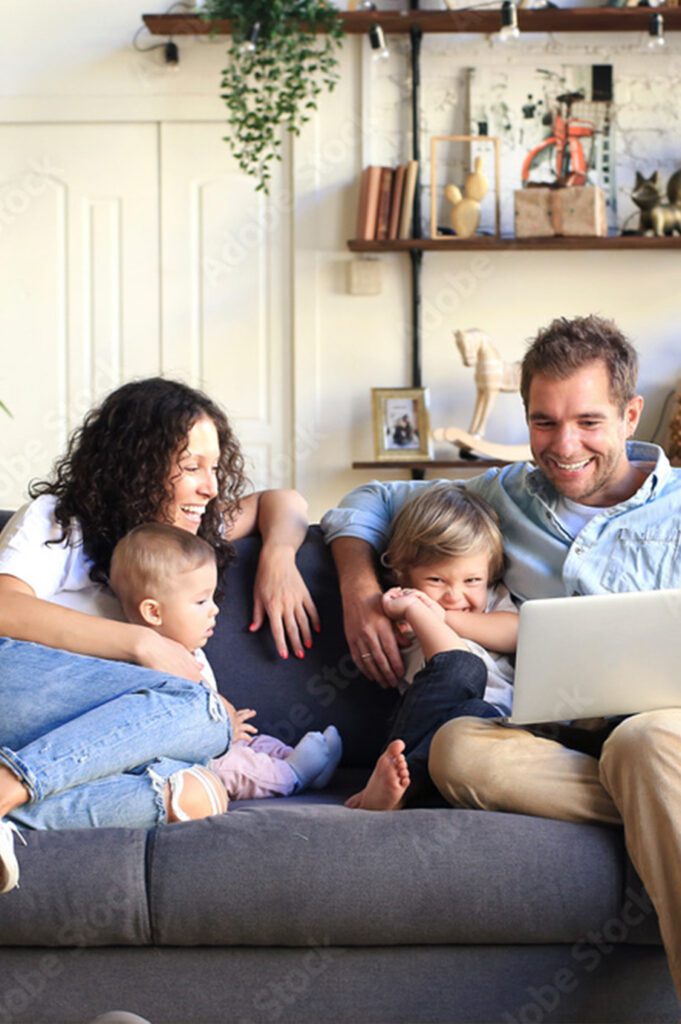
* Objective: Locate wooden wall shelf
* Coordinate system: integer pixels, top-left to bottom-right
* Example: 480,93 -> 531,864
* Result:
143,9 -> 681,36
353,459 -> 513,470
349,236 -> 681,252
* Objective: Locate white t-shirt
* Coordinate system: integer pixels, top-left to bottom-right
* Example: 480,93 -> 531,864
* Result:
0,495 -> 125,620
401,583 -> 517,716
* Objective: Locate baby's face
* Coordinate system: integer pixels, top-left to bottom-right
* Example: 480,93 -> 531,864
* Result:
406,551 -> 490,614
155,560 -> 219,651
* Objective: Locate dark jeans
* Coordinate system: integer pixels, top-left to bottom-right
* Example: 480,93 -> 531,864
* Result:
386,649 -> 501,806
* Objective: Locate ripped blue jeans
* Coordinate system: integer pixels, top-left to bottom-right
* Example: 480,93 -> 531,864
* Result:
0,638 -> 231,830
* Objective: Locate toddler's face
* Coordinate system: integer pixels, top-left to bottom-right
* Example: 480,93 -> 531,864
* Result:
155,560 -> 219,651
406,551 -> 490,614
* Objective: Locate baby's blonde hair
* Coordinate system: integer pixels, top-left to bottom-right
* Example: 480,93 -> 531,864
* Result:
383,484 -> 505,584
109,523 -> 215,621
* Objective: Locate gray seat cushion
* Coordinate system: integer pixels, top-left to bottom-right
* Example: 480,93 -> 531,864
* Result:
148,797 -> 645,948
0,828 -> 151,946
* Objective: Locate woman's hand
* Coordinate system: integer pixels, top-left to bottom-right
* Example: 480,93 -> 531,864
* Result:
251,543 -> 320,660
131,626 -> 204,682
220,699 -> 258,743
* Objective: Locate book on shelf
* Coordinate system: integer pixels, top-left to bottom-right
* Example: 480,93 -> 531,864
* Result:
356,165 -> 384,241
388,163 -> 407,240
398,160 -> 419,240
355,160 -> 419,242
375,167 -> 395,240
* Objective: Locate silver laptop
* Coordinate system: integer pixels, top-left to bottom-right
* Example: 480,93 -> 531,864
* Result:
509,588 -> 681,725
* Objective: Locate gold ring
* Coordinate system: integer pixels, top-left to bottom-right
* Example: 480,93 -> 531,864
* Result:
360,653 -> 373,660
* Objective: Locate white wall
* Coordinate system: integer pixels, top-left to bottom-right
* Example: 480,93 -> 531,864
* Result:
1,3 -> 680,519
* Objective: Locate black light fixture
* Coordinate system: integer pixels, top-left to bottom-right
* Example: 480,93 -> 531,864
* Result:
164,40 -> 180,69
647,11 -> 665,49
497,1 -> 520,42
369,23 -> 390,60
239,20 -> 262,56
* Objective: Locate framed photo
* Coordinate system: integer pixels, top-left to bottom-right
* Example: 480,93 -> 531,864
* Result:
429,134 -> 501,240
372,387 -> 433,462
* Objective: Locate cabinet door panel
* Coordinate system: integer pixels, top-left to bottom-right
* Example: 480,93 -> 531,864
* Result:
0,123 -> 159,506
161,123 -> 291,490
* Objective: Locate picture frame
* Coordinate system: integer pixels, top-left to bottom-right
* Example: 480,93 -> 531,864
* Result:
429,134 -> 501,240
372,387 -> 433,462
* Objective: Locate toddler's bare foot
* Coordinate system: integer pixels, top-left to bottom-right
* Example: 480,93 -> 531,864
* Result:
351,740 -> 410,811
344,790 -> 364,809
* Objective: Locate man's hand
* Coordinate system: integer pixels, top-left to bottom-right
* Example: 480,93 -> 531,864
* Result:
342,588 -> 405,689
220,699 -> 258,743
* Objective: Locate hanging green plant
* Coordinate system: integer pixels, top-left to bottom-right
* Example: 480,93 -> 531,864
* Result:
201,1 -> 344,193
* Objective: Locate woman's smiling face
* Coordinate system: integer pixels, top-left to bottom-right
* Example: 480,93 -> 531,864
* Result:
164,417 -> 221,534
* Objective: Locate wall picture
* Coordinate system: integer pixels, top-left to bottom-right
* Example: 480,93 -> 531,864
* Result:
372,387 -> 433,461
468,64 -> 616,236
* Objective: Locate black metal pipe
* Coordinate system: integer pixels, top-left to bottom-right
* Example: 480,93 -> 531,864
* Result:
409,0 -> 423,392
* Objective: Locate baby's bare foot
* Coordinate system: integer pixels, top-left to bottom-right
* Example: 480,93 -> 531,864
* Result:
344,790 -> 364,809
352,740 -> 410,811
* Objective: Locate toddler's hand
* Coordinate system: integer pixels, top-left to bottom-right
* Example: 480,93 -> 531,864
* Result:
220,698 -> 258,743
411,589 -> 447,621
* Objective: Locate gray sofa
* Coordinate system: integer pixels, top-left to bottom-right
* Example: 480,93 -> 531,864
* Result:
0,512 -> 678,1024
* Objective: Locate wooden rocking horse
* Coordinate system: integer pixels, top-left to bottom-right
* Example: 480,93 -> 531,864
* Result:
432,328 -> 533,462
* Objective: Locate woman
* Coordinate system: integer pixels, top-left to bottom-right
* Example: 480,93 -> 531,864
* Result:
0,377 -> 319,891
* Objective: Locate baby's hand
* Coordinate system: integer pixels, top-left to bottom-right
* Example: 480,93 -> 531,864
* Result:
220,698 -> 258,743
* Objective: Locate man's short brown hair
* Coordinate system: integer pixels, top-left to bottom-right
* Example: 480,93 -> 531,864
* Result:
520,315 -> 639,415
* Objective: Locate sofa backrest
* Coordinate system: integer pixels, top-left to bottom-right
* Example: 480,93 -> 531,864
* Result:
0,511 -> 396,767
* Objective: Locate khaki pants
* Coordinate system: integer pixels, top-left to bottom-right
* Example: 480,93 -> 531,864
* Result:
429,710 -> 681,999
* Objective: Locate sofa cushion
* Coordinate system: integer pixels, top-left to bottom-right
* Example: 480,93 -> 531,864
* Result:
148,798 -> 644,948
206,527 -> 398,768
0,827 -> 151,946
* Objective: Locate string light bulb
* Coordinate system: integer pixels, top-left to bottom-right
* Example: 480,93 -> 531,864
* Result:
497,1 -> 520,43
239,20 -> 262,56
647,12 -> 665,49
369,23 -> 390,60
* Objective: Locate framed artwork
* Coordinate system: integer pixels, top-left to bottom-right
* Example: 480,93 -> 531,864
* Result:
372,387 -> 433,461
468,64 -> 616,236
429,134 -> 501,240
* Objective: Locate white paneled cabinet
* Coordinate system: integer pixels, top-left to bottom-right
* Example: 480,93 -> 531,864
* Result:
0,123 -> 159,507
0,120 -> 292,507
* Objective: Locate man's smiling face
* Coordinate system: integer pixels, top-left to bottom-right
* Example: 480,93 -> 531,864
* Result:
527,359 -> 644,507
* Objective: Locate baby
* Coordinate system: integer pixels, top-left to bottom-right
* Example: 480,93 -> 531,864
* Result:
109,523 -> 342,813
346,484 -> 517,812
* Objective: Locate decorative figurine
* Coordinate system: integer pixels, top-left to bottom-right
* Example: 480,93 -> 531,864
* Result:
667,386 -> 681,467
432,328 -> 533,462
631,169 -> 681,237
444,157 -> 488,239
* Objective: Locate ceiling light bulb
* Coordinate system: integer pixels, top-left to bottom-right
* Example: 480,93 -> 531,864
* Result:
239,20 -> 261,56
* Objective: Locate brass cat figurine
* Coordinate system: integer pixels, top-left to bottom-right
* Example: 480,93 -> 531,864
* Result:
631,169 -> 681,237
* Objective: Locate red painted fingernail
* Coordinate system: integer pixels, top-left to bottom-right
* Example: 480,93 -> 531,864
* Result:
296,650 -> 305,660
304,639 -> 312,650
249,623 -> 257,632
279,650 -> 288,660
315,624 -> 321,634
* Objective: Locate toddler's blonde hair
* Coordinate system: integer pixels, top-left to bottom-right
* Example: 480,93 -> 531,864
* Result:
383,484 -> 505,585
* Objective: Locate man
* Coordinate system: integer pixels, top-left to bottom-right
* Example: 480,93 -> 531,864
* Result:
321,314 -> 681,997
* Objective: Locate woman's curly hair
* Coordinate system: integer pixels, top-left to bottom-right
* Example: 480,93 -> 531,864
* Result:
29,378 -> 249,583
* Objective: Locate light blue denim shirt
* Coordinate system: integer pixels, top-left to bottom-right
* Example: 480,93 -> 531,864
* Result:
320,442 -> 681,603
